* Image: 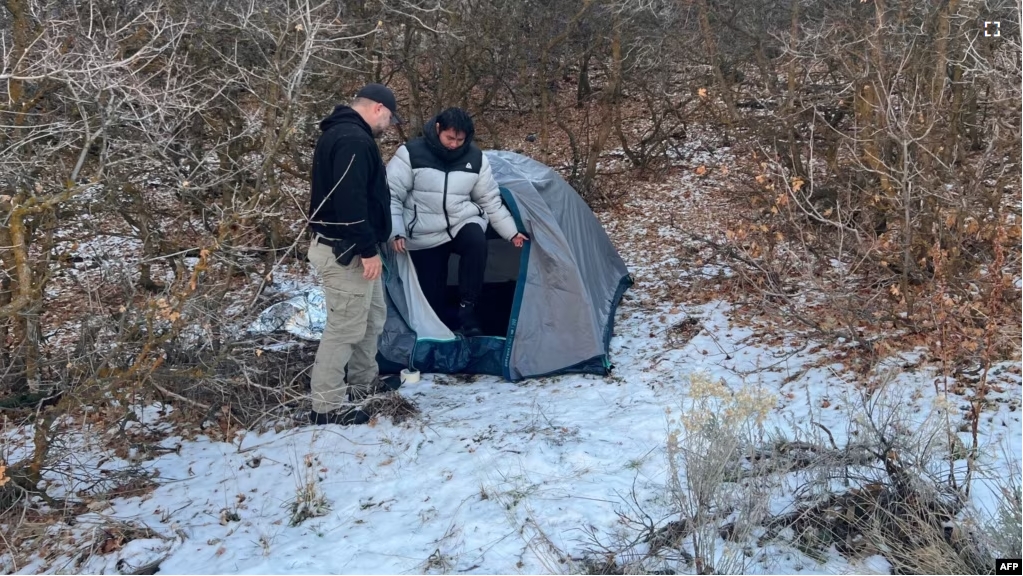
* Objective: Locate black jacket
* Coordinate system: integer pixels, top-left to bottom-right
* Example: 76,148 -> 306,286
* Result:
308,106 -> 391,258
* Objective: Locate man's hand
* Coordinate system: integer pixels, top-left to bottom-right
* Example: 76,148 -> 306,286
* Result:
362,255 -> 382,280
511,233 -> 529,248
392,237 -> 406,253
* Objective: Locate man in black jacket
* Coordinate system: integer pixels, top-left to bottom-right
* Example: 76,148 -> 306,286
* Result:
306,83 -> 401,425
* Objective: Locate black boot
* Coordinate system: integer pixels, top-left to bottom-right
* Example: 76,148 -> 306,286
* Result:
308,406 -> 370,426
457,301 -> 483,337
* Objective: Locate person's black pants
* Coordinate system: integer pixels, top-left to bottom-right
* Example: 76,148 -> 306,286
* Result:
409,223 -> 488,319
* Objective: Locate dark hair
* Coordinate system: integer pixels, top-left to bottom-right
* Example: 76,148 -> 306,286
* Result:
435,107 -> 474,137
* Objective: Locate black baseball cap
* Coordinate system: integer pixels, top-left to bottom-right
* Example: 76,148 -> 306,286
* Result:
356,83 -> 403,125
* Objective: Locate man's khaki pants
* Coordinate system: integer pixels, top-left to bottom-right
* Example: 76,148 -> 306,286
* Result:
307,240 -> 386,413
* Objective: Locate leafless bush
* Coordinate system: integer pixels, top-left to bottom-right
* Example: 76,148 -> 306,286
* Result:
583,370 -> 1016,574
664,374 -> 776,574
693,1 -> 1021,387
983,465 -> 1022,560
0,0 -> 374,535
581,374 -> 779,574
768,376 -> 997,574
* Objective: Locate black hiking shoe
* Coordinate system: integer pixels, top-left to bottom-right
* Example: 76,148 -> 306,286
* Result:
457,301 -> 483,337
308,405 -> 371,426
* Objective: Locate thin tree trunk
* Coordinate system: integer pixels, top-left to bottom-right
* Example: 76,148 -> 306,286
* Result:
694,0 -> 737,125
539,66 -> 551,162
577,50 -> 593,107
4,0 -> 37,104
8,199 -> 41,391
781,0 -> 804,177
580,13 -> 621,194
538,0 -> 593,161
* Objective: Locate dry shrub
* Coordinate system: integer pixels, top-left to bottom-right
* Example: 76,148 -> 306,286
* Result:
583,372 -> 1016,575
286,453 -> 331,527
582,373 -> 779,575
771,379 -> 997,574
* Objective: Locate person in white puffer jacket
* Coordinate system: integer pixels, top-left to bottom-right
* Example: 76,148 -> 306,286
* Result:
386,108 -> 528,336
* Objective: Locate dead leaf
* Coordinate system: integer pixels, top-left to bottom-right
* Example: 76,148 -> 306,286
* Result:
100,534 -> 124,554
791,177 -> 804,191
697,87 -> 708,98
695,165 -> 707,176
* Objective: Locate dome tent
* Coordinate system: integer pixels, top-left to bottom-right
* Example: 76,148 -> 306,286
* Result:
376,150 -> 632,381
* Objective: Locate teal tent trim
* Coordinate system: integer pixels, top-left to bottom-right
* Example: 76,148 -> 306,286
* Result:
499,187 -> 530,381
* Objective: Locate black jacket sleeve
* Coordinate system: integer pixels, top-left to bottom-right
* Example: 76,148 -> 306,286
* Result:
330,140 -> 380,258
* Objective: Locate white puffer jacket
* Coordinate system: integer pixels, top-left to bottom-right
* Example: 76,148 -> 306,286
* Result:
386,133 -> 519,251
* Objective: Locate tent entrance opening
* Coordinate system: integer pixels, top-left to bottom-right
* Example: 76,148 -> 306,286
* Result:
440,229 -> 522,337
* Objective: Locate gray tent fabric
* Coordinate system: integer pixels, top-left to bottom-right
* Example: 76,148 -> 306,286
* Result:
375,150 -> 631,380
487,151 -> 630,379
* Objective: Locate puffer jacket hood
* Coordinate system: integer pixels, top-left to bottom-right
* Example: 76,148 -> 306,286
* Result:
422,115 -> 475,164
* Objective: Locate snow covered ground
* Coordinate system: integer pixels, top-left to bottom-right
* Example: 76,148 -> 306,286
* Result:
3,289 -> 1019,574
2,144 -> 1019,574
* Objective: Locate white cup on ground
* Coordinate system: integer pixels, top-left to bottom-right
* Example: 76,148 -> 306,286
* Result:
400,368 -> 420,385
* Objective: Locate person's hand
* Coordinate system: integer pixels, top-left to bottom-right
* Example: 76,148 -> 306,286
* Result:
362,255 -> 382,280
511,233 -> 529,248
392,237 -> 406,253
